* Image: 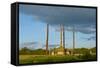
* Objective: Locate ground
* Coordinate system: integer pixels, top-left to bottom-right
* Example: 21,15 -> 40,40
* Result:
19,54 -> 96,64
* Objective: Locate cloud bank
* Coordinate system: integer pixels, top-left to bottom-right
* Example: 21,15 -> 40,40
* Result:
19,4 -> 96,34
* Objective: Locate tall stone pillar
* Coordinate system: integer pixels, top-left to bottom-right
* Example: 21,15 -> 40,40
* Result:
57,24 -> 65,55
62,25 -> 65,49
72,27 -> 75,55
46,24 -> 49,55
60,24 -> 63,47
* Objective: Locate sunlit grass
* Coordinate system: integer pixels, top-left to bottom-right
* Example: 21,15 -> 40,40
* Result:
19,54 -> 96,64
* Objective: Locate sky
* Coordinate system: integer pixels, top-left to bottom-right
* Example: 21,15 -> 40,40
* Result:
19,4 -> 96,49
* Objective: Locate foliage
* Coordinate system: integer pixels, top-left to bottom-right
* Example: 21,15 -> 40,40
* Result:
19,47 -> 46,55
19,47 -> 96,64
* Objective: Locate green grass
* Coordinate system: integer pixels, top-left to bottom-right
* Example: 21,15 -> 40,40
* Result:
19,54 -> 96,64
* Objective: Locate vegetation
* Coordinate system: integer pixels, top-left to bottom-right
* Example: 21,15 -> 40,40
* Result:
19,47 -> 46,55
19,47 -> 96,64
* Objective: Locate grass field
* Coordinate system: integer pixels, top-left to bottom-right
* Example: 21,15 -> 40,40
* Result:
19,54 -> 96,64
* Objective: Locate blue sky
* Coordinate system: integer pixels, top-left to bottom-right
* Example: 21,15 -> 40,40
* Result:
19,4 -> 96,49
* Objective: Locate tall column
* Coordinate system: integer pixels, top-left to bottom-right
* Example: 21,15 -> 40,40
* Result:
46,24 -> 49,55
62,25 -> 65,48
72,27 -> 75,55
60,24 -> 63,47
60,24 -> 65,48
59,24 -> 65,55
63,25 -> 66,55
